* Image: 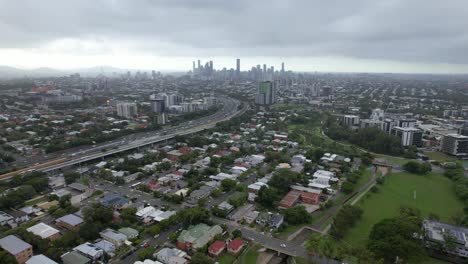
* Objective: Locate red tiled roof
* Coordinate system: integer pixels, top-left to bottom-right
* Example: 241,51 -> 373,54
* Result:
279,190 -> 301,208
209,240 -> 225,253
228,239 -> 245,251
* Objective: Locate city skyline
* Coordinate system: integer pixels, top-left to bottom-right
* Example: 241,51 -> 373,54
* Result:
1,0 -> 468,74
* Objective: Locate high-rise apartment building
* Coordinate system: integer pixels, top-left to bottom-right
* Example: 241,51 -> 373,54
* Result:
116,102 -> 138,119
440,134 -> 468,157
255,81 -> 276,106
390,127 -> 423,147
151,99 -> 166,113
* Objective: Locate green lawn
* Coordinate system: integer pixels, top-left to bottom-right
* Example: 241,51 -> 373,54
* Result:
344,172 -> 463,246
218,253 -> 236,264
425,151 -> 456,163
374,154 -> 411,166
243,244 -> 261,264
25,196 -> 47,206
275,223 -> 309,240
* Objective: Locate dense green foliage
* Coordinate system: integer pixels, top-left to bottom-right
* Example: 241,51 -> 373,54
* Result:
367,207 -> 425,263
402,161 -> 432,174
325,115 -> 403,155
191,252 -> 214,264
330,205 -> 363,239
284,206 -> 312,225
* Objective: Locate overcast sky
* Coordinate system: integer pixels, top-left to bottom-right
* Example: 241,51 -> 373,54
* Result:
1,0 -> 468,73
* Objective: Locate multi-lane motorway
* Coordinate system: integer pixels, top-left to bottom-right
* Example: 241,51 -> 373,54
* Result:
0,96 -> 246,179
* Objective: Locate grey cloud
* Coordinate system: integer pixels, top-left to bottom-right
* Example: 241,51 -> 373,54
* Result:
0,0 -> 467,64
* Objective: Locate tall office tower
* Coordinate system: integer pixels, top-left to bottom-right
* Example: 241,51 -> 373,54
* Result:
236,58 -> 240,76
150,98 -> 166,113
197,60 -> 201,69
255,81 -> 276,106
116,102 -> 138,119
440,134 -> 468,157
209,61 -> 214,72
281,62 -> 285,72
263,64 -> 267,74
192,61 -> 195,72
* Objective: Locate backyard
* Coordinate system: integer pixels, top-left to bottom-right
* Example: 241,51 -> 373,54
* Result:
343,172 -> 463,246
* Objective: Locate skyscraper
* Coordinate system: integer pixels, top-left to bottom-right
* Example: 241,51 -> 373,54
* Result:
197,60 -> 201,69
281,62 -> 285,72
255,81 -> 276,106
236,58 -> 240,76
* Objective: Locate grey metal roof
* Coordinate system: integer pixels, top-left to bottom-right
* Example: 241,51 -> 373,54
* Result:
0,235 -> 31,255
61,251 -> 90,264
56,214 -> 83,226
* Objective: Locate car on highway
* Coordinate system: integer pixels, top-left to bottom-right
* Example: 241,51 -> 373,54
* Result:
280,244 -> 286,248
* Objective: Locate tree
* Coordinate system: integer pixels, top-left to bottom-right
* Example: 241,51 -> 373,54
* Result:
232,229 -> 242,238
221,178 -> 237,192
269,169 -> 303,195
191,252 -> 214,264
121,207 -> 138,224
137,247 -> 156,261
197,198 -> 208,207
64,171 -> 80,184
177,207 -> 211,226
284,206 -> 312,225
256,186 -> 280,207
82,203 -> 113,224
0,250 -> 16,264
341,182 -> 354,194
330,205 -> 363,239
367,207 -> 425,263
403,161 -> 432,174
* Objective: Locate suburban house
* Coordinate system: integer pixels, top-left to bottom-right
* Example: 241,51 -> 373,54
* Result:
154,247 -> 188,264
61,251 -> 91,264
0,235 -> 33,264
100,194 -> 130,209
99,228 -> 128,247
269,214 -> 284,229
73,242 -> 104,261
176,224 -> 223,252
93,239 -> 116,256
423,219 -> 468,259
278,189 -> 321,209
26,223 -> 61,241
26,254 -> 58,264
208,240 -> 225,257
55,214 -> 84,230
227,239 -> 245,256
118,227 -> 139,239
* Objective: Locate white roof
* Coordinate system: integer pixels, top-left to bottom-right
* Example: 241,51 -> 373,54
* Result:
313,170 -> 335,178
27,223 -> 60,239
74,242 -> 104,258
136,206 -> 156,218
26,254 -> 58,264
308,182 -> 330,189
248,182 -> 268,190
134,260 -> 163,264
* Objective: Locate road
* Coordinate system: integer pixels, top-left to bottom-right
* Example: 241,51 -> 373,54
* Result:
1,97 -> 247,179
214,218 -> 342,264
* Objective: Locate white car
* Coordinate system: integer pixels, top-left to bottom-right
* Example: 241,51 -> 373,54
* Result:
280,244 -> 286,248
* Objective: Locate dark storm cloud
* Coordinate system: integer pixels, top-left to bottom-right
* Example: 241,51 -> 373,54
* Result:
1,0 -> 467,64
